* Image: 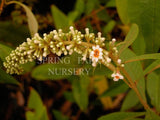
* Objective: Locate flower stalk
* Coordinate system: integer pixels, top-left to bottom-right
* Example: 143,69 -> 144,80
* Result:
3,26 -> 151,110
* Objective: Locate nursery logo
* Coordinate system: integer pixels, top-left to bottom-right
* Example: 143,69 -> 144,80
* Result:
37,56 -> 92,65
37,56 -> 92,76
48,67 -> 91,76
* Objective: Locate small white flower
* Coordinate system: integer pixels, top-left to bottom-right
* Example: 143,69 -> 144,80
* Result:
85,28 -> 89,34
101,37 -> 105,42
111,72 -> 124,81
53,30 -> 57,34
82,56 -> 86,61
54,35 -> 60,40
70,26 -> 75,34
121,64 -> 125,67
57,51 -> 62,56
112,38 -> 116,42
82,49 -> 88,61
98,32 -> 101,38
66,44 -> 73,50
106,57 -> 111,63
92,61 -> 97,67
90,45 -> 103,66
117,59 -> 121,64
69,49 -> 73,55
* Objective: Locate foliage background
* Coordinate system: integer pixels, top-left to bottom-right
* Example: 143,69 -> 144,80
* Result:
0,0 -> 160,120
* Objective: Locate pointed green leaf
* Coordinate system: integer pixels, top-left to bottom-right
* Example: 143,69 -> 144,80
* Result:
26,111 -> 38,120
71,75 -> 90,110
7,1 -> 38,36
63,91 -> 75,102
26,88 -> 49,120
0,21 -> 30,46
127,119 -> 144,120
103,20 -> 116,34
31,63 -> 70,80
144,60 -> 160,75
125,53 -> 160,63
121,90 -> 139,111
147,72 -> 160,112
116,0 -> 130,24
131,32 -> 146,55
51,5 -> 72,31
22,61 -> 35,73
0,43 -> 12,61
119,24 -> 139,54
68,11 -> 79,22
28,89 -> 44,116
145,110 -> 160,120
53,110 -> 69,120
106,0 -> 116,7
98,112 -> 145,120
31,53 -> 82,80
74,0 -> 85,15
116,0 -> 160,52
85,0 -> 99,15
120,49 -> 146,101
0,67 -> 19,85
101,81 -> 129,97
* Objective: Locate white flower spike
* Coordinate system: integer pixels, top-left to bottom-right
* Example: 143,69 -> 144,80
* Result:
111,72 -> 124,81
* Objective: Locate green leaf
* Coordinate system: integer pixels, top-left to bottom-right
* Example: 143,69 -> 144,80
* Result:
22,61 -> 35,73
53,110 -> 69,120
131,32 -> 146,55
0,43 -> 12,61
51,5 -> 71,31
0,58 -> 3,68
32,53 -> 82,80
0,67 -> 19,85
26,88 -> 49,120
0,21 -> 30,46
26,111 -> 38,120
31,63 -> 70,80
125,53 -> 160,63
68,11 -> 79,22
144,60 -> 160,75
103,20 -> 116,34
74,0 -> 85,16
101,81 -> 129,97
71,75 -> 90,110
98,112 -> 145,120
147,72 -> 160,112
106,0 -> 116,7
119,24 -> 139,55
116,0 -> 130,24
28,89 -> 44,115
63,91 -> 75,102
127,119 -> 144,120
85,0 -> 99,15
7,1 -> 38,37
97,9 -> 111,22
145,110 -> 160,120
120,49 -> 146,104
121,90 -> 139,111
84,63 -> 112,77
116,0 -> 160,52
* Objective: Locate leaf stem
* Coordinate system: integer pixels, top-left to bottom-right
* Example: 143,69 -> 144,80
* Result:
120,67 -> 151,110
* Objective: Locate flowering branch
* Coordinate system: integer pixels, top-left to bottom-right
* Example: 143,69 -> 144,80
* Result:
3,27 -> 123,76
3,26 -> 151,110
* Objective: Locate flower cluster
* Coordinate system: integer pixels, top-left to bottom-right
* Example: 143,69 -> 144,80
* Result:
3,26 -> 124,81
